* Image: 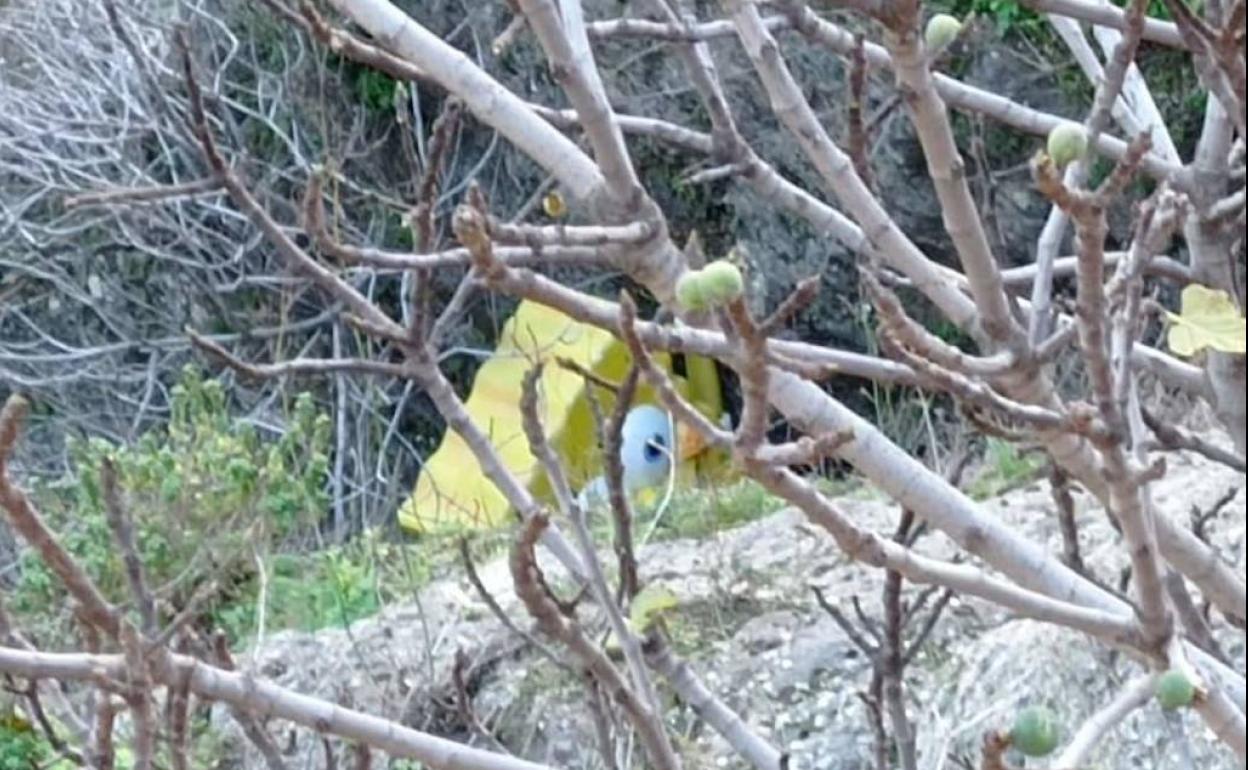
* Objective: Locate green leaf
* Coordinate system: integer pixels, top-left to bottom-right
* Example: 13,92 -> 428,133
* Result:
629,585 -> 679,633
1166,284 -> 1247,356
159,474 -> 183,503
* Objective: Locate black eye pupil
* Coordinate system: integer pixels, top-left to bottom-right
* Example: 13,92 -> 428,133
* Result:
643,434 -> 666,461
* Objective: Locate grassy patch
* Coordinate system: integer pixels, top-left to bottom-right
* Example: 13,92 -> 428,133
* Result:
215,526 -> 515,641
634,478 -> 790,542
967,438 -> 1046,499
11,367 -> 330,644
584,473 -> 868,547
665,593 -> 772,657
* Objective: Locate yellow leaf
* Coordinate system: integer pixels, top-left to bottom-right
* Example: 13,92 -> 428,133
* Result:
1,709 -> 33,733
629,585 -> 679,633
635,486 -> 659,509
1166,284 -> 1246,357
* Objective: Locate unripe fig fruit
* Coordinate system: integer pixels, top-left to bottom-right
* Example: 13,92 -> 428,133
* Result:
925,14 -> 963,50
542,190 -> 567,219
1047,122 -> 1088,168
1156,670 -> 1196,710
700,260 -> 745,306
675,271 -> 708,312
1011,706 -> 1060,757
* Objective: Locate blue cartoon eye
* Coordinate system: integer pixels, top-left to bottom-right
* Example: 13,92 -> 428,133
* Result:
620,405 -> 674,491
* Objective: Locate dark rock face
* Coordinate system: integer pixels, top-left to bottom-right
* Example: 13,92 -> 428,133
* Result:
4,0 -> 1082,497
397,2 -> 1080,356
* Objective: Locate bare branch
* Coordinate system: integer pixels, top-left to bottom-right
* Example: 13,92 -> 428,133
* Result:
645,640 -> 787,770
757,464 -> 1143,646
489,218 -> 655,248
1,644 -> 558,770
458,538 -> 568,670
207,633 -> 289,770
1,397 -> 120,639
189,331 -> 412,381
509,515 -> 681,770
812,586 -> 879,657
64,178 -> 225,210
1142,407 -> 1246,472
1053,673 -> 1159,767
846,35 -> 875,192
603,365 -> 642,602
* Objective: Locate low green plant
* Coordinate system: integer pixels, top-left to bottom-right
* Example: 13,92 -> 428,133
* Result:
968,437 -> 1045,499
0,710 -> 78,770
219,520 -> 512,640
0,712 -> 50,770
214,549 -> 381,639
635,478 -> 788,542
354,67 -> 399,113
216,528 -> 434,639
329,53 -> 400,115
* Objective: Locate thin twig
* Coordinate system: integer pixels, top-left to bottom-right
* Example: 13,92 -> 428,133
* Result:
847,34 -> 875,191
64,178 -> 224,209
1142,407 -> 1246,472
407,97 -> 463,343
452,648 -> 512,754
605,365 -> 642,602
100,458 -> 157,635
509,515 -> 680,770
189,331 -> 412,380
759,276 -> 821,337
457,538 -> 569,670
1050,464 -> 1088,575
812,586 -> 878,657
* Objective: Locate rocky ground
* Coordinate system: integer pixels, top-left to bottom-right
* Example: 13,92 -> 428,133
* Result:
219,447 -> 1246,769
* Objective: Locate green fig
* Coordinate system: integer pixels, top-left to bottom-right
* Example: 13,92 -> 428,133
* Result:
1011,706 -> 1060,757
700,260 -> 745,307
675,271 -> 708,312
925,14 -> 963,50
1047,122 -> 1088,168
1156,670 -> 1196,710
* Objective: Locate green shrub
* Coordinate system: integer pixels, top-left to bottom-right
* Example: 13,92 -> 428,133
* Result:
0,710 -> 79,770
0,712 -> 50,770
328,53 -> 400,115
11,366 -> 331,635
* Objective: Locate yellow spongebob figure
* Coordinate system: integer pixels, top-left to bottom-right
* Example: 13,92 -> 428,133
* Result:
398,301 -> 727,534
